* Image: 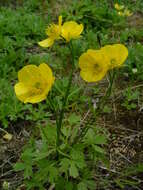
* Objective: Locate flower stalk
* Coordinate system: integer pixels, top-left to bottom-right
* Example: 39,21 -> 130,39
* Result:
99,70 -> 116,112
56,41 -> 75,148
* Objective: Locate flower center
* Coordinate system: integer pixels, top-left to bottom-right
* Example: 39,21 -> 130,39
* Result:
111,58 -> 116,65
93,63 -> 102,73
110,58 -> 118,68
35,82 -> 41,89
47,24 -> 61,39
32,82 -> 43,95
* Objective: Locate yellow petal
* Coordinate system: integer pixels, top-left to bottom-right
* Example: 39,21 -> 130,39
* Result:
80,67 -> 107,82
61,21 -> 84,42
39,16 -> 63,48
18,65 -> 44,85
15,82 -> 48,104
118,11 -> 124,16
79,51 -> 96,69
124,9 -> 133,16
39,63 -> 55,83
14,82 -> 32,102
101,44 -> 128,68
58,15 -> 62,27
114,3 -> 124,11
39,63 -> 55,93
79,50 -> 109,82
24,94 -> 47,104
38,38 -> 54,47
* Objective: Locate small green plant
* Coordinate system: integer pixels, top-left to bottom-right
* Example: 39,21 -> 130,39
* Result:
122,88 -> 139,110
0,1 -> 142,189
14,124 -> 107,190
13,14 -> 128,190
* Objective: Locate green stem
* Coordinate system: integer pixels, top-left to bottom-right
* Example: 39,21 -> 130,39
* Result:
99,70 -> 116,110
48,94 -> 59,126
56,42 -> 75,148
106,70 -> 116,98
57,148 -> 71,159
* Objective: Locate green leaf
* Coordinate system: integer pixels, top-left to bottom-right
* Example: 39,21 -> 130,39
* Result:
77,182 -> 87,190
86,180 -> 96,190
21,148 -> 34,163
69,162 -> 79,178
103,105 -> 112,113
92,145 -> 105,154
48,166 -> 58,183
61,126 -> 71,137
65,181 -> 74,190
94,135 -> 107,145
59,158 -> 70,173
40,125 -> 56,143
70,126 -> 79,143
84,128 -> 95,145
70,148 -> 86,169
130,103 -> 137,109
84,129 -> 107,146
55,177 -> 65,190
14,162 -> 25,171
68,113 -> 81,125
24,165 -> 33,179
33,149 -> 55,161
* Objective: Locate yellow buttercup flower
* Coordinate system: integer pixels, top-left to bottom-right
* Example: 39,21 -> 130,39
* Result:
14,63 -> 55,103
115,3 -> 133,17
61,21 -> 84,42
117,11 -> 124,16
118,9 -> 133,17
39,16 -> 84,46
101,44 -> 128,69
38,16 -> 62,48
114,3 -> 124,11
79,49 -> 109,82
123,9 -> 133,17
